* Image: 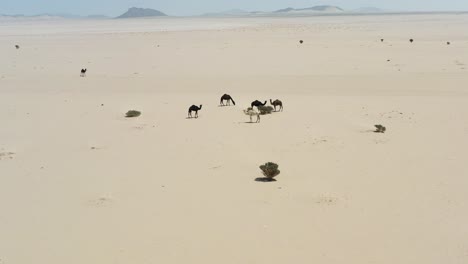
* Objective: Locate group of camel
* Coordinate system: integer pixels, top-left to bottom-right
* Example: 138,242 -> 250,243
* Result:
188,94 -> 283,122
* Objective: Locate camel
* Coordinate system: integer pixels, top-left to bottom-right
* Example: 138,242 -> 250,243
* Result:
188,105 -> 202,118
409,39 -> 414,43
381,39 -> 384,42
299,40 -> 304,44
251,100 -> 267,108
15,45 -> 20,49
244,107 -> 260,123
80,68 -> 87,77
270,99 -> 283,112
220,94 -> 235,106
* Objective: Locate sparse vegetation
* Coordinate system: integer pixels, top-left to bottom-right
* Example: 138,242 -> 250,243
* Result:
259,162 -> 280,181
374,124 -> 386,133
257,105 -> 274,115
125,110 -> 141,118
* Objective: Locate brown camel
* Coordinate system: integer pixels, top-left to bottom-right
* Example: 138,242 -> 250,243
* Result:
244,107 -> 260,123
270,99 -> 283,112
251,100 -> 267,108
80,68 -> 87,77
220,94 -> 235,106
188,105 -> 202,118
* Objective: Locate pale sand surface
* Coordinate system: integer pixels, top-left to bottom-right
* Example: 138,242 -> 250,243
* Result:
1,14 -> 468,263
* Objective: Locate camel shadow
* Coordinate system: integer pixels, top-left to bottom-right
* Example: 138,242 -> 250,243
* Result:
186,117 -> 199,120
255,177 -> 277,182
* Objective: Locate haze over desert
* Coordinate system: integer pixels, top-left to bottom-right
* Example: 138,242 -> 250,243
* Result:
1,13 -> 468,263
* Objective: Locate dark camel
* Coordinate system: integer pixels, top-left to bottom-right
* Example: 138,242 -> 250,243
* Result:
270,99 -> 283,112
220,94 -> 235,106
409,39 -> 414,43
251,100 -> 267,108
188,105 -> 202,118
80,68 -> 87,77
15,45 -> 20,49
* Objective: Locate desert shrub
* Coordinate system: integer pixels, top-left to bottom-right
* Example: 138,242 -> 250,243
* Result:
125,110 -> 141,118
257,105 -> 274,115
259,162 -> 280,179
374,124 -> 386,133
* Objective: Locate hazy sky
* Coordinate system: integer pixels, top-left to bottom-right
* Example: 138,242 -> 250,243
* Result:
2,0 -> 468,16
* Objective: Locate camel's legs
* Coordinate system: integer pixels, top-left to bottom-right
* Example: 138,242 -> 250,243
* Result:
250,115 -> 252,123
257,114 -> 260,123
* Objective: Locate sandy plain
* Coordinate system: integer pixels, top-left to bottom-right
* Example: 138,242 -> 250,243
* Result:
1,14 -> 468,263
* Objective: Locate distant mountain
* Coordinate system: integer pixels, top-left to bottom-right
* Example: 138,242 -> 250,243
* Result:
116,7 -> 167,19
0,13 -> 110,20
203,5 -> 344,17
0,14 -> 64,20
274,5 -> 344,13
274,8 -> 295,13
202,9 -> 256,17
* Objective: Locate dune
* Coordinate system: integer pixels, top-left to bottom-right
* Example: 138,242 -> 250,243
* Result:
0,14 -> 468,264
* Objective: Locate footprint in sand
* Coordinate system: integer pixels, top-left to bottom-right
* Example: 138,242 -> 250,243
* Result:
0,152 -> 15,160
315,196 -> 339,206
87,195 -> 114,207
379,110 -> 415,122
374,139 -> 389,144
133,124 -> 148,130
90,146 -> 105,150
311,138 -> 329,145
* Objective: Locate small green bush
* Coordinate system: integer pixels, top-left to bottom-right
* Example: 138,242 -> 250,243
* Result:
257,105 -> 274,115
374,124 -> 386,133
125,110 -> 141,118
259,162 -> 280,179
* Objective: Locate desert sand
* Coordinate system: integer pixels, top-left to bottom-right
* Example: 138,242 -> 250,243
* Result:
1,14 -> 468,263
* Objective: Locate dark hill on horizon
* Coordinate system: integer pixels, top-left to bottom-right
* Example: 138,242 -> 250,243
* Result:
116,7 -> 167,19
